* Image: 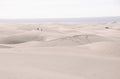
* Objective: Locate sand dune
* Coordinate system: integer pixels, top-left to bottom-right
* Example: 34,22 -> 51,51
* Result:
10,34 -> 108,47
0,22 -> 120,79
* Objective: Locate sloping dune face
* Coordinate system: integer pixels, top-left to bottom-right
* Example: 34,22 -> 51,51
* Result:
86,42 -> 120,57
0,31 -> 46,44
0,23 -> 120,79
0,45 -> 12,48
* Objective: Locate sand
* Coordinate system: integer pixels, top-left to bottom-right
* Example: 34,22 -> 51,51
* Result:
0,22 -> 120,79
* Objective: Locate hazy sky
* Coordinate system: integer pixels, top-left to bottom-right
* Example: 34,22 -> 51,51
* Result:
0,0 -> 120,19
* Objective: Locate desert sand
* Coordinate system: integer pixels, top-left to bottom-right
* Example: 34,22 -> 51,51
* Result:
0,22 -> 120,79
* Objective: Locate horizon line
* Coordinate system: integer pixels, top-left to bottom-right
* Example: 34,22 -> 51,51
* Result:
0,16 -> 120,20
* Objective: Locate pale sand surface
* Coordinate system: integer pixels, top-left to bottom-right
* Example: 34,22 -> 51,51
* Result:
0,22 -> 120,79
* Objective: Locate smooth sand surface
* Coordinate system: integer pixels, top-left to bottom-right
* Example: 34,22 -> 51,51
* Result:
0,22 -> 120,79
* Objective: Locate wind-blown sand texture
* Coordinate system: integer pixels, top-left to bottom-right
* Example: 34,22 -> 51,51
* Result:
0,22 -> 120,79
